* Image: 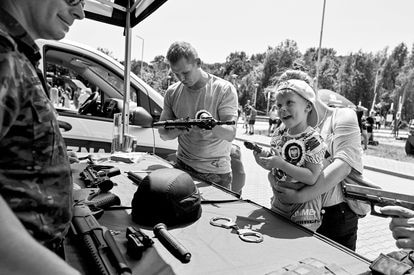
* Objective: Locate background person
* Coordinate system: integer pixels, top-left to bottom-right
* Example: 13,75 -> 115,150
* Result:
247,104 -> 257,135
50,85 -> 60,106
356,109 -> 368,150
158,41 -> 238,189
268,104 -> 281,136
272,70 -> 363,251
243,104 -> 250,133
0,0 -> 84,274
254,79 -> 326,231
366,111 -> 375,144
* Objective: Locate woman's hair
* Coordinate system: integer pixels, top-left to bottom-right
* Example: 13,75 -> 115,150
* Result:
166,41 -> 199,65
278,70 -> 313,86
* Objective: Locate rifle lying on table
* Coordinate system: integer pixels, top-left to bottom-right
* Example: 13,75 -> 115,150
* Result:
343,184 -> 414,217
153,117 -> 235,130
73,188 -> 121,218
71,204 -> 132,275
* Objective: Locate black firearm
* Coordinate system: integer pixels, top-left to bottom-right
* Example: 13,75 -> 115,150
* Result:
343,184 -> 414,217
80,165 -> 121,192
73,188 -> 121,218
244,141 -> 271,157
153,117 -> 235,130
72,204 -> 132,275
126,226 -> 153,259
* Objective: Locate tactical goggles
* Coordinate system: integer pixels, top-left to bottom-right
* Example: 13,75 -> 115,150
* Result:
65,0 -> 85,7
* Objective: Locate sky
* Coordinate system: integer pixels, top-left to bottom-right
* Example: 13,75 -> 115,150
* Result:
65,0 -> 414,64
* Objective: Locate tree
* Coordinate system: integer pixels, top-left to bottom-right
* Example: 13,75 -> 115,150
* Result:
262,39 -> 301,88
97,47 -> 116,60
223,51 -> 252,79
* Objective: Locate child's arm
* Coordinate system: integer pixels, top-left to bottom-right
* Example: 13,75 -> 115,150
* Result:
267,154 -> 322,185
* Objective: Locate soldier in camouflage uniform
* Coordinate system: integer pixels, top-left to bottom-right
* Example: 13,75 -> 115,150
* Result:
0,1 -> 84,274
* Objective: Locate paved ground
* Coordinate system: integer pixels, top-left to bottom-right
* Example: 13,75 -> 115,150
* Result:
234,121 -> 414,261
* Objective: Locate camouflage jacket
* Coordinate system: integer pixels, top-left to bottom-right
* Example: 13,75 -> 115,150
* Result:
0,8 -> 72,245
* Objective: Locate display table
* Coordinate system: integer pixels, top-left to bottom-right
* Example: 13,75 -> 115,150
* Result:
65,153 -> 371,274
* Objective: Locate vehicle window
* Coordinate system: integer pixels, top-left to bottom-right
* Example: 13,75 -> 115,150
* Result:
43,45 -> 163,122
43,47 -> 149,119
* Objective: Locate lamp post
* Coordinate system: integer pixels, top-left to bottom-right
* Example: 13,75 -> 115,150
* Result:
253,83 -> 259,107
314,0 -> 327,91
135,35 -> 145,78
371,69 -> 381,114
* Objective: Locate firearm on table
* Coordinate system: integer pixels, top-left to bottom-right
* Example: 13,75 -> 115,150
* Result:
73,188 -> 121,218
72,204 -> 132,275
343,184 -> 414,217
80,165 -> 121,192
153,117 -> 235,130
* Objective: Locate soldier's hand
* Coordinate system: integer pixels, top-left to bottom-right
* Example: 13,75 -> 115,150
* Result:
67,151 -> 79,164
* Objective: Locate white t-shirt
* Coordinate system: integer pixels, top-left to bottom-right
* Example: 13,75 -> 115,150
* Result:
269,109 -> 279,120
162,74 -> 238,173
319,108 -> 363,207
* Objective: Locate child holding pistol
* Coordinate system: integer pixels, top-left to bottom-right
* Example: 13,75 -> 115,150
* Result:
254,79 -> 326,231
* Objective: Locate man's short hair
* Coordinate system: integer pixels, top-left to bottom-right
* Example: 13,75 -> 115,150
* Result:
166,41 -> 199,64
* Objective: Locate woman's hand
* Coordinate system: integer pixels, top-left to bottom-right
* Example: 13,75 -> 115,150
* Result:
380,206 -> 414,249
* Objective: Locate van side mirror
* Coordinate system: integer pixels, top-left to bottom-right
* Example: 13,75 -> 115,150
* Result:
130,107 -> 153,127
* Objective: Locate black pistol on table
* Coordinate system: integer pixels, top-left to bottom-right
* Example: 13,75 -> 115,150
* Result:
80,164 -> 121,192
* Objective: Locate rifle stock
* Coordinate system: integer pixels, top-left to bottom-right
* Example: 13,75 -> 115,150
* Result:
343,184 -> 414,217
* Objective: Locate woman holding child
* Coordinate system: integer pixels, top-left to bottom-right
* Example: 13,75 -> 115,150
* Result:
254,70 -> 362,251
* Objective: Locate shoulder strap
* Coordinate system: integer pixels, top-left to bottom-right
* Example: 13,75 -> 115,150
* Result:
0,28 -> 17,52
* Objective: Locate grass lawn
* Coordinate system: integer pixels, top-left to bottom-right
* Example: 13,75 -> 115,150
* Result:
365,137 -> 414,164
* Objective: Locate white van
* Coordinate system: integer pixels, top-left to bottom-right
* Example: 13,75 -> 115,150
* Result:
37,39 -> 177,159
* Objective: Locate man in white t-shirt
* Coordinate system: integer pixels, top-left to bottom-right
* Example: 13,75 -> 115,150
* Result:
159,41 -> 238,189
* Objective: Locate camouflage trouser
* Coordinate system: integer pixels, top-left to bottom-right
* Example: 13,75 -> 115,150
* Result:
174,159 -> 232,190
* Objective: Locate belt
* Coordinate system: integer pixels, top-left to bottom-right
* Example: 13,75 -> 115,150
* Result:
321,202 -> 348,214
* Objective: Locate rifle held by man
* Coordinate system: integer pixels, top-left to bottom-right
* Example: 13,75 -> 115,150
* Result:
153,117 -> 235,130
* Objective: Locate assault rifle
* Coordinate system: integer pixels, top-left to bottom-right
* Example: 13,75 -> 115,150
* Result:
153,117 -> 235,130
72,204 -> 132,275
343,184 -> 414,217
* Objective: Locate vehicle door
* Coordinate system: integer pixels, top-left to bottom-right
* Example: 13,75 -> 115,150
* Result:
38,40 -> 177,158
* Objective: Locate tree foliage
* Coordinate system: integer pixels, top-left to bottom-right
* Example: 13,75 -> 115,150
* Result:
107,39 -> 414,121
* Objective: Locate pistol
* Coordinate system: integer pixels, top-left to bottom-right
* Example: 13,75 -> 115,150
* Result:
343,184 -> 414,217
244,141 -> 271,157
80,164 -> 121,192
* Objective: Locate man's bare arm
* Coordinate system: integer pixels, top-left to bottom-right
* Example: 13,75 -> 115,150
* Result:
0,196 -> 80,275
211,114 -> 237,142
